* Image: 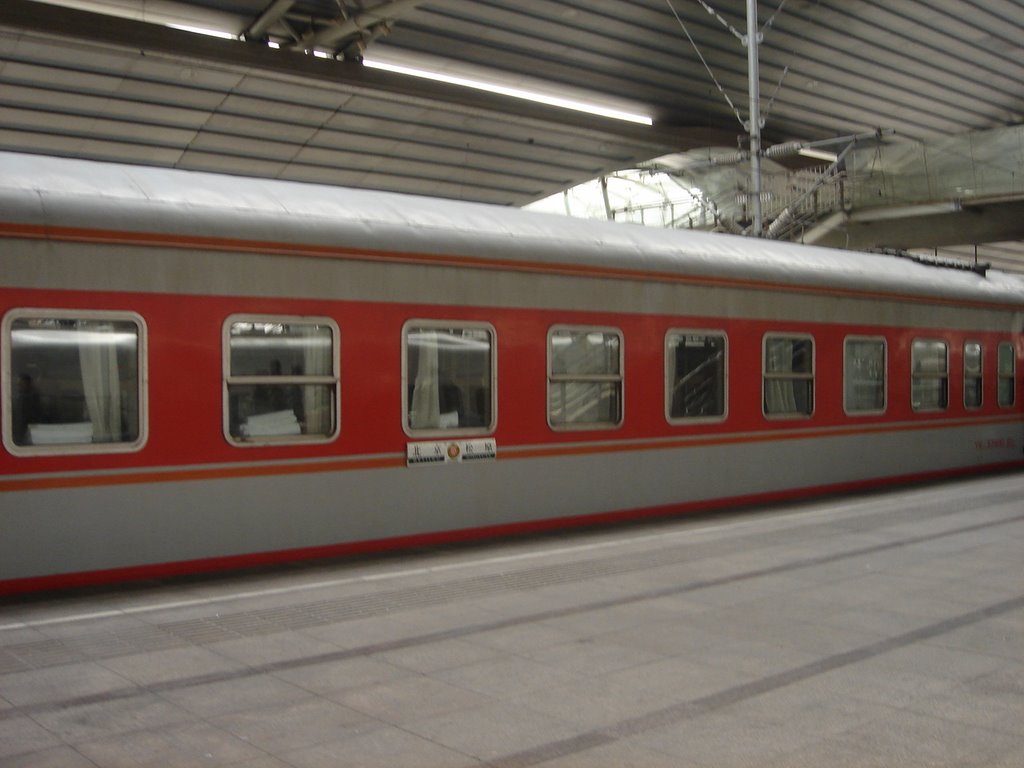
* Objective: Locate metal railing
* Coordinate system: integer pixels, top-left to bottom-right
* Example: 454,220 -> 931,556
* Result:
616,124 -> 1023,240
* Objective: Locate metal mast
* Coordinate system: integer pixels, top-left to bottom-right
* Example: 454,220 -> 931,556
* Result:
745,0 -> 763,237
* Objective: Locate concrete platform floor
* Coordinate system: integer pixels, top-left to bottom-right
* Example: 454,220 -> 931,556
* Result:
1,473 -> 1023,767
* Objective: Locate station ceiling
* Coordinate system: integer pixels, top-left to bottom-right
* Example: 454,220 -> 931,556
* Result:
0,0 -> 1021,264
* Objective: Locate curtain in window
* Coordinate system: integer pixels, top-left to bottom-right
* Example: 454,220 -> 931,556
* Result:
409,330 -> 440,429
301,325 -> 332,435
844,339 -> 885,412
911,340 -> 948,410
964,342 -> 982,408
78,322 -> 122,442
765,338 -> 797,414
998,343 -> 1015,406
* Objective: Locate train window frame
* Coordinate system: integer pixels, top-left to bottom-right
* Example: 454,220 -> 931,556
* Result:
401,320 -> 497,439
665,329 -> 728,425
843,336 -> 887,416
223,314 -> 340,447
762,333 -> 815,419
911,338 -> 949,412
547,325 -> 624,431
963,341 -> 983,410
2,308 -> 149,457
998,341 -> 1016,408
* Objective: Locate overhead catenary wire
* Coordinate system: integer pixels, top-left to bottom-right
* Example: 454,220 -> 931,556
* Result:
761,0 -> 789,35
761,64 -> 790,121
693,0 -> 745,41
665,0 -> 745,129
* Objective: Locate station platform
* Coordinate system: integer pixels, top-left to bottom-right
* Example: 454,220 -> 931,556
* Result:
2,473 -> 1023,767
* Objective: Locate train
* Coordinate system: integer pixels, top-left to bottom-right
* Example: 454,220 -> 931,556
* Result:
2,150 -> 1023,595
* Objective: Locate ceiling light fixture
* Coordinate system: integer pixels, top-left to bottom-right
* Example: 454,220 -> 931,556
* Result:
165,23 -> 238,40
152,21 -> 652,126
363,58 -> 653,126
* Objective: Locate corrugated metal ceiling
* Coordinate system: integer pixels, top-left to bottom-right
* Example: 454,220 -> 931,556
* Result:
381,0 -> 1022,141
0,1 -> 1020,232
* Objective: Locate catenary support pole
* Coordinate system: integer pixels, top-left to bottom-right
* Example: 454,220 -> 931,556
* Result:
746,0 -> 762,237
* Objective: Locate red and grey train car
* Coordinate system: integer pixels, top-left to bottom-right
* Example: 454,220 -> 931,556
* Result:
2,152 -> 1023,594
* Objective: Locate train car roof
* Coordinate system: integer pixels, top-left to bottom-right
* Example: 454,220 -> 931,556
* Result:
2,150 -> 1024,308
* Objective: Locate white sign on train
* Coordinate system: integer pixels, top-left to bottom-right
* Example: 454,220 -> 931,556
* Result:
406,439 -> 497,466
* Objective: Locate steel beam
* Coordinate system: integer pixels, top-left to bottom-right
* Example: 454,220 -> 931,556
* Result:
297,0 -> 428,52
245,0 -> 294,41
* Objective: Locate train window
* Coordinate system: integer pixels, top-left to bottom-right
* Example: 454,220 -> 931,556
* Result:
844,337 -> 886,415
964,342 -> 983,409
224,316 -> 339,445
998,342 -> 1015,407
911,339 -> 948,411
666,330 -> 726,423
548,326 -> 623,429
2,309 -> 146,455
763,334 -> 814,418
403,321 -> 495,436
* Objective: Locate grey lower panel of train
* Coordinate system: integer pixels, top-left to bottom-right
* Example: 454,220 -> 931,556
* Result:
3,421 -> 1019,582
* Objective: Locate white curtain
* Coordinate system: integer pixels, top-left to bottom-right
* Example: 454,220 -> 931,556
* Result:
301,325 -> 332,435
410,331 -> 440,429
78,323 -> 122,442
765,339 -> 797,414
846,341 -> 884,411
